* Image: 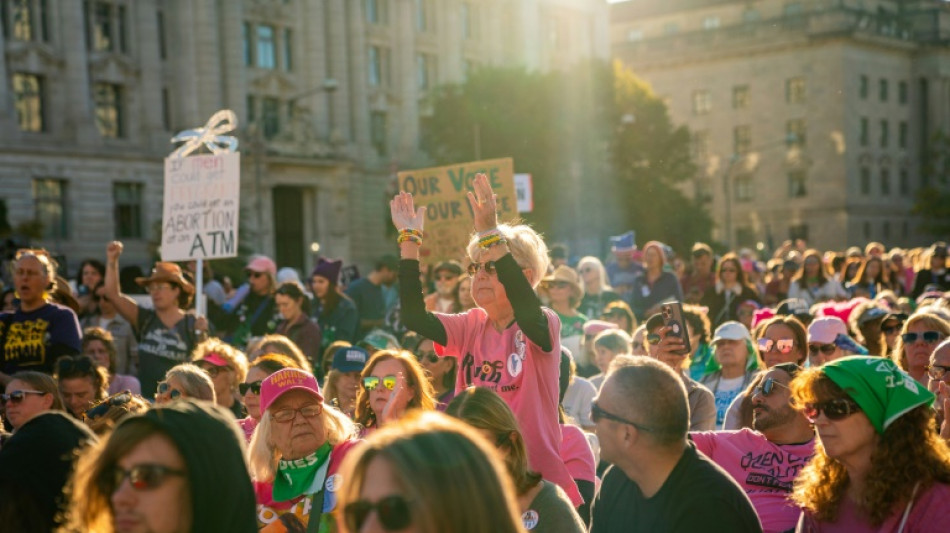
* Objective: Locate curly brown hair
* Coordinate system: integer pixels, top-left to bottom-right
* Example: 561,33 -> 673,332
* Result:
790,368 -> 950,526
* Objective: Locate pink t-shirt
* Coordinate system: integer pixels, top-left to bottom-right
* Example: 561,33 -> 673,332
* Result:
437,307 -> 582,506
691,428 -> 815,533
560,423 -> 596,483
798,481 -> 950,533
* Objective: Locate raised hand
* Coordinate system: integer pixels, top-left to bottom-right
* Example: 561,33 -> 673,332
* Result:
466,173 -> 499,233
106,241 -> 124,262
381,371 -> 412,425
390,191 -> 426,232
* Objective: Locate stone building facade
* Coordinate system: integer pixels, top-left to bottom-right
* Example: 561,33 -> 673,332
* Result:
0,0 -> 607,276
611,0 -> 950,251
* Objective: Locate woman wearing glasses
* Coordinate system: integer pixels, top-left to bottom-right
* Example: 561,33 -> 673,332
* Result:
191,338 -> 249,418
237,353 -> 301,442
355,350 -> 435,434
392,175 -> 583,506
1,371 -> 64,432
248,368 -> 359,530
790,356 -> 950,532
154,364 -> 214,405
891,312 -> 950,385
404,333 -> 457,410
60,399 -> 257,533
576,256 -> 621,320
104,241 -> 206,400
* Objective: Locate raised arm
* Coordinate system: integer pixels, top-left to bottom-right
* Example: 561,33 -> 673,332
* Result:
104,241 -> 141,328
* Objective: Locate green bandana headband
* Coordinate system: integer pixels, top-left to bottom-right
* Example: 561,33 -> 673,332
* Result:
273,442 -> 332,502
822,356 -> 934,434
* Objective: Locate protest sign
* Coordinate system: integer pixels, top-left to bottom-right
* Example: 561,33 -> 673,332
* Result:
398,158 -> 517,263
514,173 -> 533,212
161,152 -> 240,261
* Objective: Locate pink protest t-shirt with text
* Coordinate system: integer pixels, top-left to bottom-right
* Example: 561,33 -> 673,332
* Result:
691,428 -> 815,533
437,307 -> 582,506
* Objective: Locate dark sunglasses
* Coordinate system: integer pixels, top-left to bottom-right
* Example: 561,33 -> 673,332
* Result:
901,331 -> 943,344
198,364 -> 228,378
753,377 -> 789,397
646,333 -> 662,345
363,375 -> 397,390
416,352 -> 439,364
156,381 -> 182,400
239,380 -> 263,395
802,398 -> 861,422
0,389 -> 45,405
272,404 -> 322,423
109,464 -> 186,492
882,324 -> 903,335
248,271 -> 266,279
466,261 -> 498,276
344,495 -> 412,532
590,401 -> 653,432
84,392 -> 133,420
758,338 -> 795,354
808,343 -> 837,356
927,364 -> 950,381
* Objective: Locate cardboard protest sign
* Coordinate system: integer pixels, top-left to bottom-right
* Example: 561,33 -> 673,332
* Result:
398,158 -> 517,263
161,152 -> 240,261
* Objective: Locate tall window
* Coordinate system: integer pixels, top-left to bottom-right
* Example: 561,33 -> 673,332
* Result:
417,54 -> 435,91
899,81 -> 908,104
732,85 -> 749,109
788,170 -> 807,198
86,1 -> 128,53
734,175 -> 754,202
691,130 -> 710,160
859,117 -> 869,147
880,120 -> 889,148
860,167 -> 871,195
12,73 -> 44,132
368,46 -> 389,87
113,182 -> 143,238
256,25 -> 276,69
415,0 -> 429,32
157,10 -> 167,59
899,168 -> 909,196
282,28 -> 293,71
859,75 -> 868,99
6,0 -> 50,42
242,22 -> 253,66
371,111 -> 387,155
94,83 -> 123,138
161,87 -> 171,131
899,121 -> 908,149
365,0 -> 382,24
692,90 -> 711,115
33,178 -> 67,239
786,77 -> 806,104
261,97 -> 279,139
879,79 -> 888,102
734,125 -> 751,155
881,169 -> 891,195
786,119 -> 806,147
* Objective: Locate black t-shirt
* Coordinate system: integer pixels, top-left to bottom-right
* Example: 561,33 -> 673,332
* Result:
590,443 -> 762,533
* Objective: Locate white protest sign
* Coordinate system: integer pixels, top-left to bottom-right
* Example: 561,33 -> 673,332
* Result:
161,152 -> 240,261
514,173 -> 533,212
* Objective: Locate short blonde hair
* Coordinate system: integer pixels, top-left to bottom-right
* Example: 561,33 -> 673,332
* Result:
247,403 -> 358,482
191,337 -> 249,388
465,223 -> 549,288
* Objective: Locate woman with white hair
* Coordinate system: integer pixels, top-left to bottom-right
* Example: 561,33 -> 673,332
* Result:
576,256 -> 621,319
391,173 -> 582,507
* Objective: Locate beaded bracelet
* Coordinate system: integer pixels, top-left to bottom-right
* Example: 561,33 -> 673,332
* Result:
397,228 -> 423,245
478,230 -> 507,249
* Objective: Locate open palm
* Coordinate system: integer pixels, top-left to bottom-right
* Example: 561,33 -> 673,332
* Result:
390,191 -> 426,232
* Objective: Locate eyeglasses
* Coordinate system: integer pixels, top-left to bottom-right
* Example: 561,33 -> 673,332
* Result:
156,381 -> 182,400
802,398 -> 861,423
590,401 -> 653,432
927,364 -> 950,381
239,380 -> 263,395
753,377 -> 790,397
56,355 -> 95,375
808,343 -> 837,356
198,364 -> 229,378
416,352 -> 439,364
271,403 -> 323,423
646,333 -> 662,345
901,331 -> 943,344
0,390 -> 46,405
248,271 -> 266,279
343,495 -> 412,532
758,338 -> 795,354
363,375 -> 397,390
84,392 -> 134,420
882,324 -> 903,335
145,283 -> 173,293
466,261 -> 498,276
109,464 -> 186,492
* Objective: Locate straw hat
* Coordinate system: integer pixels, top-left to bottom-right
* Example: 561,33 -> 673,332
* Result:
542,265 -> 584,304
135,262 -> 195,294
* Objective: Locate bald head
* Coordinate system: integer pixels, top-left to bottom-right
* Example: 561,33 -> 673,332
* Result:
605,355 -> 689,446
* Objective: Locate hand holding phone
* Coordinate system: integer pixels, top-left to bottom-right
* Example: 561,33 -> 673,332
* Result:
661,301 -> 692,356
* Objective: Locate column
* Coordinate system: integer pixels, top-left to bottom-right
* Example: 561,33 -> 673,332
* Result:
59,0 -> 97,144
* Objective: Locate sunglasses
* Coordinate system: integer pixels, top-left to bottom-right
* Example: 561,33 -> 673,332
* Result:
927,364 -> 950,381
344,495 -> 412,532
590,401 -> 653,432
0,389 -> 45,405
198,364 -> 228,378
363,375 -> 397,390
753,377 -> 789,397
466,261 -> 498,276
808,343 -> 837,356
272,403 -> 323,423
156,381 -> 182,400
646,333 -> 662,345
109,464 -> 186,492
84,392 -> 133,420
239,380 -> 263,395
248,271 -> 266,279
882,324 -> 903,335
802,398 -> 861,423
757,338 -> 795,354
901,331 -> 943,344
416,352 -> 439,364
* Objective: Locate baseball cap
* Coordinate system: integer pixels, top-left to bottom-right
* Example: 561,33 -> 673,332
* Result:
808,316 -> 848,344
583,320 -> 617,337
246,255 -> 277,275
857,306 -> 888,325
332,346 -> 369,373
259,368 -> 323,413
711,321 -> 752,344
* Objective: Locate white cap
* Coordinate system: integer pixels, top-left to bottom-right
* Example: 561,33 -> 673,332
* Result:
711,321 -> 752,344
808,316 -> 848,344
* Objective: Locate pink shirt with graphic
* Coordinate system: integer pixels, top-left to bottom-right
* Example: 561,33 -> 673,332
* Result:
691,428 -> 815,533
437,307 -> 582,506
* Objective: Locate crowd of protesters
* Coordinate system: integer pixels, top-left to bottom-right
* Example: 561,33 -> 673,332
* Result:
2,174 -> 950,531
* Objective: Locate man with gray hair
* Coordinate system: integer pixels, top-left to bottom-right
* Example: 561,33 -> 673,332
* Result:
589,356 -> 762,532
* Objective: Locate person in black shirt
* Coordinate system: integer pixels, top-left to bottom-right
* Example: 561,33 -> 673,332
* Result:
589,354 -> 762,533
